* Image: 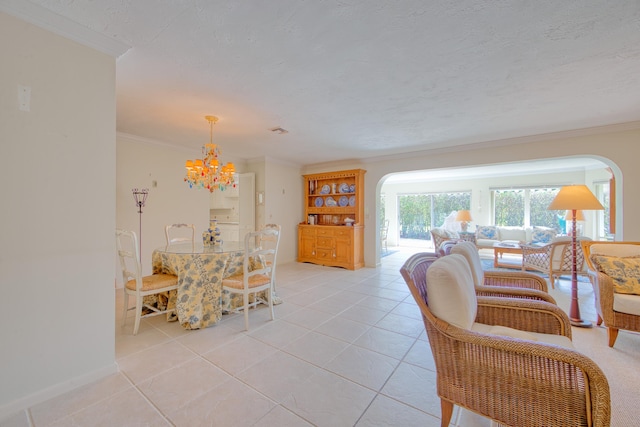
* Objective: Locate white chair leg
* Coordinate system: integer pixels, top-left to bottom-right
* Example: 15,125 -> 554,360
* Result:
133,295 -> 143,335
243,293 -> 249,331
269,287 -> 274,321
121,292 -> 129,327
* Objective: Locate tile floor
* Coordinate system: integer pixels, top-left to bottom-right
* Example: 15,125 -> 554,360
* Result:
0,246 -> 614,426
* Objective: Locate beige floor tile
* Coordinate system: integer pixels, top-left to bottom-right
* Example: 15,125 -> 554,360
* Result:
117,340 -> 197,384
356,394 -> 442,427
30,373 -> 131,426
167,378 -> 275,427
324,345 -> 399,390
252,405 -> 314,426
137,358 -> 232,414
283,331 -> 350,367
381,362 -> 439,416
353,326 -> 416,360
48,388 -> 169,427
280,368 -> 376,427
202,335 -> 278,375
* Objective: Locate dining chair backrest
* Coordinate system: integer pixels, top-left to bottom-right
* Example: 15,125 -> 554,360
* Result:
259,223 -> 281,269
116,229 -> 179,335
165,223 -> 195,247
116,229 -> 144,288
222,227 -> 280,330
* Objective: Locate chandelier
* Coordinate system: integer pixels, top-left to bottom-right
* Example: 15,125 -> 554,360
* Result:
184,115 -> 236,192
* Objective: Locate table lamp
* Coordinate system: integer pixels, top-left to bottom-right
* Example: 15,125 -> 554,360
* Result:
548,185 -> 604,327
455,210 -> 473,232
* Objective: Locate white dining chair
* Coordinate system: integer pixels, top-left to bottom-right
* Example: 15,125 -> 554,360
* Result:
221,227 -> 280,330
259,224 -> 281,302
164,223 -> 195,248
116,229 -> 179,335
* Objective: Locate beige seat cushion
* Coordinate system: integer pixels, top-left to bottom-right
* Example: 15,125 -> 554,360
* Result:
125,274 -> 177,291
473,323 -> 573,348
613,293 -> 640,316
222,273 -> 270,289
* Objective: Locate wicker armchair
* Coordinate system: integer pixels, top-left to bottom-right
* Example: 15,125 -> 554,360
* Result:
522,237 -> 591,288
450,241 -> 553,302
400,253 -> 611,427
582,241 -> 640,347
430,227 -> 460,256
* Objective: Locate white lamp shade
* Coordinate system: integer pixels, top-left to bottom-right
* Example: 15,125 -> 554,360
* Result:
548,185 -> 604,211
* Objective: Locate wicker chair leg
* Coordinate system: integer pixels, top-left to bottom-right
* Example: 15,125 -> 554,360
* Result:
608,327 -> 619,347
440,399 -> 453,427
597,314 -> 603,326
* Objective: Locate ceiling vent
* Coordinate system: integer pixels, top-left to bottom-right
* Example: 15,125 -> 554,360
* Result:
269,127 -> 288,134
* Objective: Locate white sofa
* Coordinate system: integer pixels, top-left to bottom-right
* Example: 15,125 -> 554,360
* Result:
475,226 -> 557,249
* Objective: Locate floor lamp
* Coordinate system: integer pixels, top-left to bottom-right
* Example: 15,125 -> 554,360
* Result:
548,185 -> 604,327
132,188 -> 149,260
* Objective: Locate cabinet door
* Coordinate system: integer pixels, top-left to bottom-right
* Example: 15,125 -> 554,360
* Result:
334,235 -> 352,264
300,234 -> 316,260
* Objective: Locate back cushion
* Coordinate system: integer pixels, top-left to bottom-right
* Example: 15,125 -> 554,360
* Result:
532,227 -> 556,244
476,226 -> 498,240
426,254 -> 477,329
499,227 -> 527,242
450,241 -> 484,286
591,255 -> 640,295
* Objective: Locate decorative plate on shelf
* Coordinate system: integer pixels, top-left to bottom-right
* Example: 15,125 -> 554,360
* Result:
319,184 -> 331,194
339,183 -> 350,193
349,196 -> 356,207
349,184 -> 356,192
338,196 -> 349,207
325,196 -> 337,207
314,197 -> 324,207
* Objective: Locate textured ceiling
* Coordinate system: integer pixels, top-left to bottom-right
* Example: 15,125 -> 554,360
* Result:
6,1 -> 640,166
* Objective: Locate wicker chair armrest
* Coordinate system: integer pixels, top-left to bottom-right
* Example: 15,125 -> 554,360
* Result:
521,243 -> 551,254
588,270 -> 616,316
475,285 -> 556,304
476,296 -> 571,337
484,270 -> 549,292
435,323 -> 610,427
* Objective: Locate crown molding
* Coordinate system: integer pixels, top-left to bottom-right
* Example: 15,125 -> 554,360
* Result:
0,0 -> 130,57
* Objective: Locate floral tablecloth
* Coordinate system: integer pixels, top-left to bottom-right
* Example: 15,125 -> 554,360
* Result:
151,247 -> 260,329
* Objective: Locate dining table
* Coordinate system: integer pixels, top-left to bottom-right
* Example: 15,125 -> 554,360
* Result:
151,241 -> 257,330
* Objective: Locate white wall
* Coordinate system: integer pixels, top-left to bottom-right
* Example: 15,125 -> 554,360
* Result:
0,13 -> 117,416
263,157 -> 303,264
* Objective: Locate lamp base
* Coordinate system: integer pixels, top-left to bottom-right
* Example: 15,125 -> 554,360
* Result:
570,319 -> 593,328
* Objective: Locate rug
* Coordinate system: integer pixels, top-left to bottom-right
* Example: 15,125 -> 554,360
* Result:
381,250 -> 399,258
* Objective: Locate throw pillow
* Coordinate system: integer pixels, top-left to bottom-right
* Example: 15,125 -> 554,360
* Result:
476,226 -> 497,240
532,228 -> 556,244
591,255 -> 640,295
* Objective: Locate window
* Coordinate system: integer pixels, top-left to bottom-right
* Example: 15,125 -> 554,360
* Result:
492,187 -> 561,231
594,181 -> 612,240
398,192 -> 471,240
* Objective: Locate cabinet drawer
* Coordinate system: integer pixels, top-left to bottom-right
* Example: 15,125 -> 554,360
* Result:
333,228 -> 351,238
300,227 -> 316,237
316,249 -> 333,260
316,228 -> 334,237
316,236 -> 333,248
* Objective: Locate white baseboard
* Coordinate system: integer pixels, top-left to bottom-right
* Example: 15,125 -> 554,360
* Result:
0,362 -> 118,422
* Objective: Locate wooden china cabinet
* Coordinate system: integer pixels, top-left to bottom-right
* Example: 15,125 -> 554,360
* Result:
298,169 -> 365,270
